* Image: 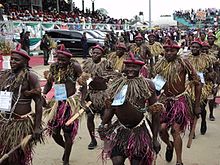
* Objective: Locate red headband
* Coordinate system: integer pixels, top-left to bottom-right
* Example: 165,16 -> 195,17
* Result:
163,39 -> 181,49
191,38 -> 202,46
56,44 -> 72,57
148,33 -> 156,38
201,42 -> 210,48
135,33 -> 144,40
11,44 -> 30,61
92,44 -> 104,53
123,51 -> 145,66
116,43 -> 127,50
207,33 -> 216,39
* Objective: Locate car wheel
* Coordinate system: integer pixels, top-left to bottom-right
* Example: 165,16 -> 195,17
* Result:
89,47 -> 93,56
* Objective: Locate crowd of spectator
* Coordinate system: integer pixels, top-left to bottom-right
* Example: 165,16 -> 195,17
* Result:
1,2 -> 128,25
174,8 -> 220,27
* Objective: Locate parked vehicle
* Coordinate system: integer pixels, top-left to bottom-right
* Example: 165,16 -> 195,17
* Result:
82,30 -> 105,40
45,29 -> 105,56
93,30 -> 107,38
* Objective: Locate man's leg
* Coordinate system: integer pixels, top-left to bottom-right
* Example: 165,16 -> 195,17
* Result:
46,51 -> 50,64
111,156 -> 126,165
87,112 -> 97,149
208,99 -> 215,121
83,48 -> 87,59
7,149 -> 25,165
63,132 -> 73,165
160,123 -> 174,162
43,50 -> 49,65
130,158 -> 147,165
171,123 -> 183,164
52,126 -> 65,149
200,102 -> 207,135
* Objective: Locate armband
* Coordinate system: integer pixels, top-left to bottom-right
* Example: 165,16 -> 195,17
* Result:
148,102 -> 165,113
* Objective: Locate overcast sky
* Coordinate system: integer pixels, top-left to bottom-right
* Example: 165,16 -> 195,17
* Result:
74,0 -> 220,21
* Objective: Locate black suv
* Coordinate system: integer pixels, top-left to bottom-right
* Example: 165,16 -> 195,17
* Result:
45,29 -> 105,56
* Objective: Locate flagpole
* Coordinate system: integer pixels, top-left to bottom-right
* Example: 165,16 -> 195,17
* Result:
149,0 -> 152,28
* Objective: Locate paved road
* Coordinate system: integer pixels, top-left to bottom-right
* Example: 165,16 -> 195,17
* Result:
32,62 -> 220,165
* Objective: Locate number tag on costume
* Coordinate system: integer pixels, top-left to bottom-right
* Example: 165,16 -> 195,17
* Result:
152,74 -> 167,91
112,85 -> 128,106
54,84 -> 67,101
197,72 -> 205,84
0,91 -> 13,112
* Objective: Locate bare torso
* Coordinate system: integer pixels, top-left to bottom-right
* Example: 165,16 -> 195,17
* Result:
163,70 -> 187,97
112,99 -> 146,128
13,79 -> 32,116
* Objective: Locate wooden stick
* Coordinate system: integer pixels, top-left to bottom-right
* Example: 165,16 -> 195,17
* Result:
0,128 -> 47,163
187,117 -> 198,148
65,101 -> 92,126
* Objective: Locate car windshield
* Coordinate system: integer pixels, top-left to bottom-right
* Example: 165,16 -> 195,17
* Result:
85,32 -> 94,39
86,31 -> 100,38
94,30 -> 106,37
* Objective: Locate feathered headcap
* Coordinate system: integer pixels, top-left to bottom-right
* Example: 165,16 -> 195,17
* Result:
148,33 -> 156,38
191,38 -> 202,46
56,44 -> 72,57
11,43 -> 30,61
123,51 -> 145,66
134,33 -> 144,40
201,41 -> 210,48
116,42 -> 127,51
207,32 -> 216,39
163,39 -> 181,49
92,44 -> 104,53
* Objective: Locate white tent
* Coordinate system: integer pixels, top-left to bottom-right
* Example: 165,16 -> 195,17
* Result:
131,22 -> 148,30
152,15 -> 177,27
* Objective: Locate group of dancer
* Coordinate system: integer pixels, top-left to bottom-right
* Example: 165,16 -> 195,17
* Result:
0,30 -> 219,165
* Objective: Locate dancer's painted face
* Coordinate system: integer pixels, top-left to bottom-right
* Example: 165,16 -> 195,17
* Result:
201,46 -> 209,54
135,38 -> 143,47
10,53 -> 27,71
92,48 -> 103,63
208,36 -> 215,45
57,54 -> 70,68
164,47 -> 179,62
124,63 -> 141,79
191,43 -> 201,56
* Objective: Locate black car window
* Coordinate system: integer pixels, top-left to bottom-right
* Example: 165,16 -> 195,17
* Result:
46,31 -> 72,39
46,31 -> 59,38
69,31 -> 82,39
59,31 -> 72,39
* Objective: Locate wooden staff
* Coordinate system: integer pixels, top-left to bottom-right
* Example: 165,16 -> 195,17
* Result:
0,128 -> 47,164
187,117 -> 198,148
65,101 -> 92,126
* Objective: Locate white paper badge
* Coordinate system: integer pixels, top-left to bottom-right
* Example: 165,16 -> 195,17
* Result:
197,72 -> 205,84
112,85 -> 128,106
152,74 -> 167,91
54,84 -> 67,101
0,91 -> 13,112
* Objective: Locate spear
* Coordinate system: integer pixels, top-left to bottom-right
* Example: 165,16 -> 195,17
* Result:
65,101 -> 92,126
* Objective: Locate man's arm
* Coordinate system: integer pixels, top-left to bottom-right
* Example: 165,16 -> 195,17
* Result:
147,79 -> 162,154
184,59 -> 202,116
28,72 -> 42,132
147,80 -> 160,141
101,98 -> 115,125
76,58 -> 91,104
42,69 -> 53,95
43,80 -> 53,95
72,61 -> 83,78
